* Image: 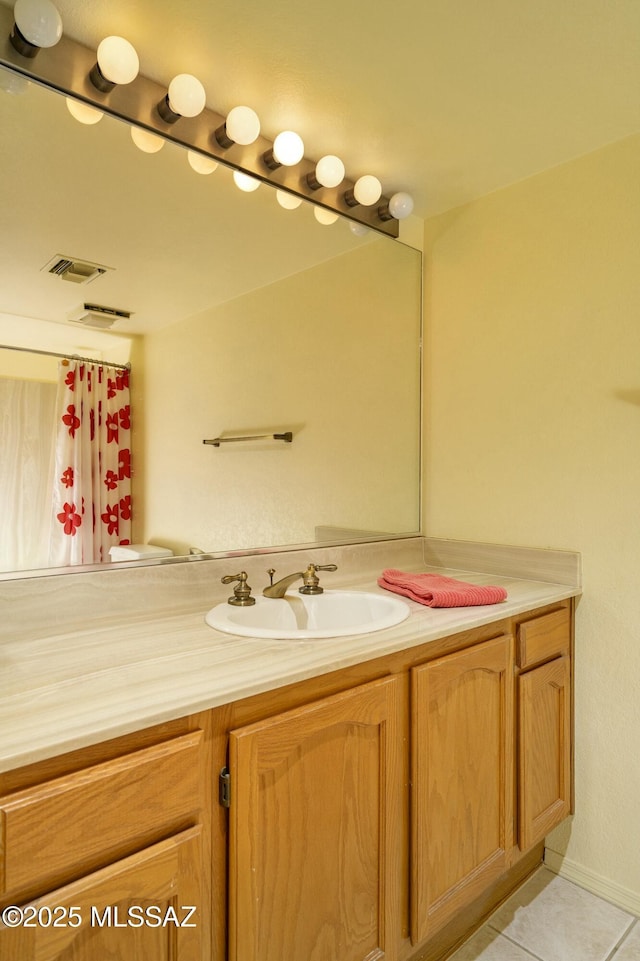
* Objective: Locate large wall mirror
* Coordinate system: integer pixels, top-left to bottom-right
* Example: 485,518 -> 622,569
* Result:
0,62 -> 422,577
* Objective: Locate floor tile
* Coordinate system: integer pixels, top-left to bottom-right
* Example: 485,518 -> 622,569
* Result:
611,920 -> 640,960
488,869 -> 635,961
449,926 -> 540,960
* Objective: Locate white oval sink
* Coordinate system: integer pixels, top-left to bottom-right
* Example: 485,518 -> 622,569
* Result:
205,589 -> 410,639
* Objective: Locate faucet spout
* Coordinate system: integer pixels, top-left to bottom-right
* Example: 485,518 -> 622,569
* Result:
262,563 -> 338,598
263,571 -> 304,599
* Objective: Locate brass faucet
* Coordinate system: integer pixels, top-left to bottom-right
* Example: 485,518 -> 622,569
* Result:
221,571 -> 255,606
263,563 -> 338,598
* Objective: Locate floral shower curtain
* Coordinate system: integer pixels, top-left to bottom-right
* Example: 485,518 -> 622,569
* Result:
49,360 -> 132,566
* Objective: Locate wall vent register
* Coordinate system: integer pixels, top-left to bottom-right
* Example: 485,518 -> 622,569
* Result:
67,303 -> 132,329
42,254 -> 111,285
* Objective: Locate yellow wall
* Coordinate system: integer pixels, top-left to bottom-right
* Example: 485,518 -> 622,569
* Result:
141,239 -> 421,555
0,350 -> 57,382
423,133 -> 640,907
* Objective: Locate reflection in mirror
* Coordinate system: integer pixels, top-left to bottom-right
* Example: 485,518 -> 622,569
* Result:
0,64 -> 422,577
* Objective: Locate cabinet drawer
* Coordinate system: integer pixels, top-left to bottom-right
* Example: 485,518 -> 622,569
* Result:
0,730 -> 203,897
0,827 -> 203,960
516,607 -> 571,669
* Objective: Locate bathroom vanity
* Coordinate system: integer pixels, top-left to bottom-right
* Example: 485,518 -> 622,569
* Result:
0,538 -> 579,961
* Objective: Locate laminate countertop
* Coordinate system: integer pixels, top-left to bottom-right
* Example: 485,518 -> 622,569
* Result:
0,564 -> 579,773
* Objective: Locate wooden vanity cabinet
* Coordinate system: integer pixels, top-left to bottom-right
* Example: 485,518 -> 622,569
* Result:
0,599 -> 573,961
407,601 -> 573,948
516,606 -> 573,851
0,716 -> 212,961
220,599 -> 574,961
226,675 -> 404,961
411,634 -> 514,943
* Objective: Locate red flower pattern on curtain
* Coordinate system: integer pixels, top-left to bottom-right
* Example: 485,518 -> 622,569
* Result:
49,361 -> 132,566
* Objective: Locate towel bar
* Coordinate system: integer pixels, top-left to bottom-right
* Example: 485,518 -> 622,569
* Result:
203,431 -> 293,447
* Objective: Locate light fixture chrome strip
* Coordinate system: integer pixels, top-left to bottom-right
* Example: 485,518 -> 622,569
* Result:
0,6 -> 399,238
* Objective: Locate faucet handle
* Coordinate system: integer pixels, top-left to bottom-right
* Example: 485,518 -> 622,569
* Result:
300,562 -> 338,595
221,571 -> 256,607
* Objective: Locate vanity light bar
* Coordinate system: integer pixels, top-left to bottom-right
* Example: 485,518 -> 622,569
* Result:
0,4 -> 412,237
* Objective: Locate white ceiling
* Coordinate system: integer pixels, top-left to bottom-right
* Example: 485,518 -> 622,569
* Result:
6,0 -> 639,218
1,0 -> 639,342
0,73 -> 373,335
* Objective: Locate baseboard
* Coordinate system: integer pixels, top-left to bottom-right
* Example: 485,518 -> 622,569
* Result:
544,849 -> 640,917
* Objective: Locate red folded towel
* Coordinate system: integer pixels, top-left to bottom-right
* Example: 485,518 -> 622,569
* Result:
378,569 -> 507,608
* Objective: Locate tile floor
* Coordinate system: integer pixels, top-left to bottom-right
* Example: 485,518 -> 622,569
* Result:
450,868 -> 639,961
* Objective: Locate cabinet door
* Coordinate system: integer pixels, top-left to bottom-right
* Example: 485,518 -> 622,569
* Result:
518,655 -> 571,851
411,635 -> 514,943
0,827 -> 203,961
227,675 -> 403,961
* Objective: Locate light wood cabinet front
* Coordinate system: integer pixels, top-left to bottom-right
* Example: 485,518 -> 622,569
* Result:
411,635 -> 514,943
0,731 -> 203,900
0,827 -> 203,961
0,601 -> 574,961
227,675 -> 403,961
518,655 -> 571,850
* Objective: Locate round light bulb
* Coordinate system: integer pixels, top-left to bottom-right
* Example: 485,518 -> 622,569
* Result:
13,0 -> 62,48
276,190 -> 302,210
349,221 -> 370,238
226,106 -> 260,146
96,36 -> 139,85
388,191 -> 414,219
0,70 -> 30,95
315,155 -> 345,189
314,207 -> 339,226
167,74 -> 206,118
353,175 -> 382,206
233,170 -> 261,193
131,126 -> 165,154
187,151 -> 218,175
272,130 -> 304,167
66,97 -> 103,125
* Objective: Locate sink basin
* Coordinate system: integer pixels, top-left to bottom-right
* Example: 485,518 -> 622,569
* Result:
205,589 -> 410,639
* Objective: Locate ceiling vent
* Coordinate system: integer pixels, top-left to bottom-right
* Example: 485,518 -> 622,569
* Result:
42,254 -> 112,285
67,303 -> 132,330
